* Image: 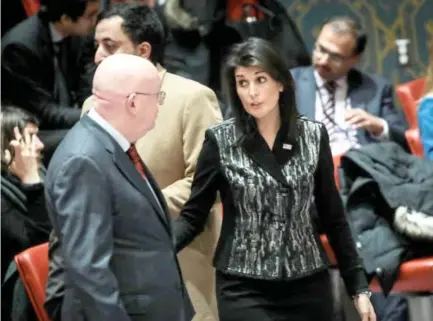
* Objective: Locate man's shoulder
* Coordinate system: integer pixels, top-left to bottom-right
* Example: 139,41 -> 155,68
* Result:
349,69 -> 392,89
82,96 -> 94,115
2,15 -> 42,50
162,71 -> 220,118
290,66 -> 312,80
163,71 -> 215,97
48,122 -> 105,174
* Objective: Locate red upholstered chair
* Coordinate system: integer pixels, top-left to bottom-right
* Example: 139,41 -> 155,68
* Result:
396,78 -> 426,129
405,128 -> 424,157
22,0 -> 40,17
226,0 -> 264,21
321,235 -> 433,319
333,154 -> 343,190
321,235 -> 433,291
14,243 -> 51,321
324,142 -> 432,319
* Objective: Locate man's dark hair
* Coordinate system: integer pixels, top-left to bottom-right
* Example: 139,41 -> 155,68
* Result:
99,4 -> 165,64
221,37 -> 298,140
38,0 -> 97,22
322,16 -> 367,55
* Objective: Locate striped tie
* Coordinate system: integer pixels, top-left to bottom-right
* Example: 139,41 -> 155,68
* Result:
321,81 -> 337,138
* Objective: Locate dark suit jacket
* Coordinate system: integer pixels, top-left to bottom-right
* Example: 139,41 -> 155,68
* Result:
44,116 -> 194,321
175,117 -> 369,296
290,66 -> 408,149
1,14 -> 92,130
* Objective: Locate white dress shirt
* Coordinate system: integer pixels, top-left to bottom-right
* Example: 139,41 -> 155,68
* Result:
49,23 -> 65,43
314,71 -> 389,156
88,108 -> 130,152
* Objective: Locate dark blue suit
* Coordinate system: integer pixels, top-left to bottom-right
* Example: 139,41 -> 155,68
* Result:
44,116 -> 194,321
291,66 -> 408,149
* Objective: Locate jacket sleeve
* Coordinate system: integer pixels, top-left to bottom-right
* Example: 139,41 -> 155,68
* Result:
377,83 -> 408,148
161,85 -> 222,218
74,34 -> 96,107
1,43 -> 80,129
48,156 -> 131,321
174,130 -> 220,252
1,182 -> 51,251
314,124 -> 369,296
418,96 -> 433,159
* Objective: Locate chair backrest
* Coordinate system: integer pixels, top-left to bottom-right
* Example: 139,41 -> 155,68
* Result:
333,154 -> 343,190
226,0 -> 264,21
405,128 -> 424,157
21,0 -> 41,17
396,78 -> 426,129
14,243 -> 51,321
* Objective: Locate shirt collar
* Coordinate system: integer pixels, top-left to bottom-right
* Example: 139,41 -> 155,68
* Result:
49,23 -> 66,43
314,69 -> 347,89
87,108 -> 130,152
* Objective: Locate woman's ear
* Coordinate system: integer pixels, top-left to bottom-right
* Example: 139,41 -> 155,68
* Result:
137,42 -> 152,60
276,80 -> 284,93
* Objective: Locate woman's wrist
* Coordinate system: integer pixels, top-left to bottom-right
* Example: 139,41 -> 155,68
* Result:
352,290 -> 372,300
21,172 -> 41,184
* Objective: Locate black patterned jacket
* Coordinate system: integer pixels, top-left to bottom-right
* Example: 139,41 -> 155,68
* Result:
174,116 -> 368,295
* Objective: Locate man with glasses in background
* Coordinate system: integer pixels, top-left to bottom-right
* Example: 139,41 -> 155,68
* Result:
291,16 -> 407,156
291,16 -> 408,321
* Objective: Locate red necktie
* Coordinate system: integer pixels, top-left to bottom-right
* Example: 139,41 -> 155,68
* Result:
127,144 -> 146,180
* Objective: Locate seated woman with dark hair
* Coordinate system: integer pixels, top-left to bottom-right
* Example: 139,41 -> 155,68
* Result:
1,106 -> 51,320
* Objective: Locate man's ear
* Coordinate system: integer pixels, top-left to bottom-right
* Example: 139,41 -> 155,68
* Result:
137,42 -> 152,60
59,14 -> 72,26
126,93 -> 137,114
351,54 -> 361,65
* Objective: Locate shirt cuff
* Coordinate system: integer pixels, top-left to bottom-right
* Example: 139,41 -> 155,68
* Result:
372,119 -> 389,141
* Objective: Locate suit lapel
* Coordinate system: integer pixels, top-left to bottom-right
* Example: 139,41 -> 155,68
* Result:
347,69 -> 376,143
37,17 -> 56,77
81,116 -> 171,232
241,132 -> 290,187
296,67 -> 317,119
348,69 -> 375,109
113,150 -> 171,232
141,163 -> 172,228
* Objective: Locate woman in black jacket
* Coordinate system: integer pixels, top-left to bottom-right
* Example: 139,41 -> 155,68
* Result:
1,106 -> 51,320
174,38 -> 376,321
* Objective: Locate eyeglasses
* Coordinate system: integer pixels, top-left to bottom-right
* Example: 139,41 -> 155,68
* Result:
313,43 -> 354,66
130,91 -> 166,105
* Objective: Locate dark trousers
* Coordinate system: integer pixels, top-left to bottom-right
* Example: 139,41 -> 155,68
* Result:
371,293 -> 408,321
216,270 -> 334,321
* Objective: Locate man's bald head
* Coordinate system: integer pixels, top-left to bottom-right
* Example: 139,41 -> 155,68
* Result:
91,53 -> 162,142
93,53 -> 160,104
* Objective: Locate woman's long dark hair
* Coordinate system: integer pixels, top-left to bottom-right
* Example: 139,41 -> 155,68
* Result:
1,106 -> 40,172
221,37 -> 298,139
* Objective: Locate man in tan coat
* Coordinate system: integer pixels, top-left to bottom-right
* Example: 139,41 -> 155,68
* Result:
82,4 -> 222,321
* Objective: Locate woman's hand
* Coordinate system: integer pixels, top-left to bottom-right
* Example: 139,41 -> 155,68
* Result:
354,293 -> 376,321
8,126 -> 41,184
